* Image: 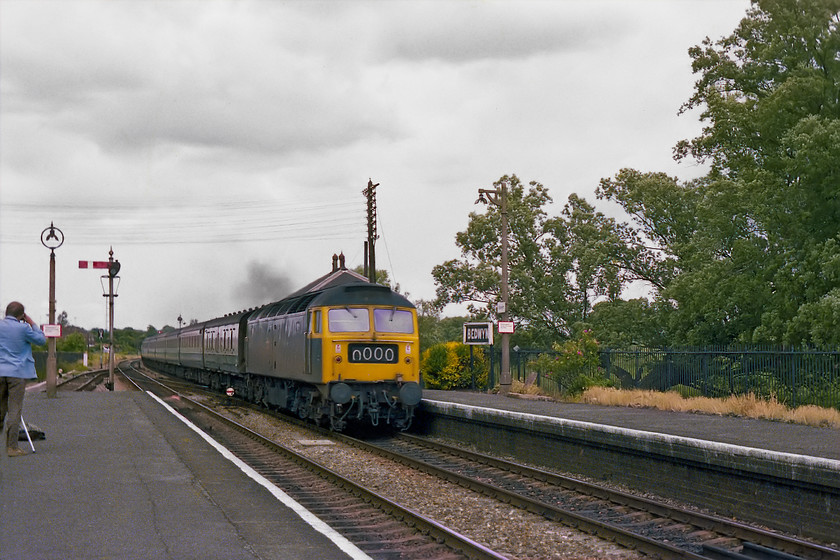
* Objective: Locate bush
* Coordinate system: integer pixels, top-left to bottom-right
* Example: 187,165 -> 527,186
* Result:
421,341 -> 488,390
549,330 -> 610,395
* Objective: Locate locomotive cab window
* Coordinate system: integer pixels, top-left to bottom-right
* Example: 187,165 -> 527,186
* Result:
374,308 -> 414,334
328,308 -> 370,332
309,310 -> 322,334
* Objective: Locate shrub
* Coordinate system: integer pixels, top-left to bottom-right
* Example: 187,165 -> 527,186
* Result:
421,341 -> 488,390
549,330 -> 610,395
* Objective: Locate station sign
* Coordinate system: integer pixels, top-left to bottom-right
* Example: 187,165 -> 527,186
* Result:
42,324 -> 62,338
498,321 -> 515,334
463,322 -> 493,345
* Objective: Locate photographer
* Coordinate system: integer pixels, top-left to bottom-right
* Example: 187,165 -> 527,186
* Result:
0,301 -> 46,457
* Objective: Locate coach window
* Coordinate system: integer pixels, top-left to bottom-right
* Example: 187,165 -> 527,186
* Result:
328,308 -> 370,332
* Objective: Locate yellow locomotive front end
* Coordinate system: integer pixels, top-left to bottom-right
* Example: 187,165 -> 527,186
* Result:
307,290 -> 421,430
321,305 -> 419,384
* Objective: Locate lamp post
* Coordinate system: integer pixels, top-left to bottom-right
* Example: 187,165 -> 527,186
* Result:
476,181 -> 512,395
40,222 -> 64,398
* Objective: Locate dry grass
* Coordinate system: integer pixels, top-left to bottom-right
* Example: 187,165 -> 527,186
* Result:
511,379 -> 546,395
578,387 -> 840,429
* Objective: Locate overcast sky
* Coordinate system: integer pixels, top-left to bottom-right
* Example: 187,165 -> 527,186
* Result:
1,0 -> 751,331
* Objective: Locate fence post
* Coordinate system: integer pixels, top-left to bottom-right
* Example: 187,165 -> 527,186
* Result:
489,348 -> 495,391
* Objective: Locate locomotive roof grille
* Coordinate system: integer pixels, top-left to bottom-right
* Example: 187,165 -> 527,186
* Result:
310,283 -> 414,309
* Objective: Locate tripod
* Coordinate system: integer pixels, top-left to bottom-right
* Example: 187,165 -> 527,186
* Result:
19,415 -> 35,453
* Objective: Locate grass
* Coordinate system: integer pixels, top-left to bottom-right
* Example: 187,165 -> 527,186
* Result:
579,386 -> 840,429
506,380 -> 840,428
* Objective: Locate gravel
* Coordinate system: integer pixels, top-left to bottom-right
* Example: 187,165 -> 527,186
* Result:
215,404 -> 646,560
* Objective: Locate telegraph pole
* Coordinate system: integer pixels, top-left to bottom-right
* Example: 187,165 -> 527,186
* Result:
40,222 -> 64,398
476,181 -> 512,395
363,179 -> 379,283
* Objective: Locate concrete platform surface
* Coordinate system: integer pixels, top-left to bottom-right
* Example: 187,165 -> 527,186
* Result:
0,389 -> 370,560
421,389 -> 840,461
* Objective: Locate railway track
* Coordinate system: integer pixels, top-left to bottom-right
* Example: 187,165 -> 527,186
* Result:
129,362 -> 840,560
119,361 -> 506,560
339,433 -> 840,560
57,369 -> 108,391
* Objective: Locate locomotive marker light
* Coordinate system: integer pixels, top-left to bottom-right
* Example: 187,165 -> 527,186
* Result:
41,222 -> 64,398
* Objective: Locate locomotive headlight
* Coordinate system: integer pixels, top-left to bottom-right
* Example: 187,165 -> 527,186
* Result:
335,356 -> 342,363
404,357 -> 412,364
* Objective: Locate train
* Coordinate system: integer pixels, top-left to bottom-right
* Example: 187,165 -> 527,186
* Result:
141,257 -> 421,431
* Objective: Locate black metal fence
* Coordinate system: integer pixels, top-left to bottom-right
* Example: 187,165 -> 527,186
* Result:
485,346 -> 840,409
33,351 -> 85,379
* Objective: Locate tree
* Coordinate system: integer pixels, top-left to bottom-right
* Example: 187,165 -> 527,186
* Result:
433,175 -> 631,345
584,299 -> 669,348
547,194 -> 629,321
600,1 -> 840,345
56,332 -> 86,353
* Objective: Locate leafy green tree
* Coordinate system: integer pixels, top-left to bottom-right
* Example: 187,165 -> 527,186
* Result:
547,194 -> 629,322
600,1 -> 840,345
114,327 -> 146,353
56,332 -> 86,353
433,175 -> 630,345
584,298 -> 669,348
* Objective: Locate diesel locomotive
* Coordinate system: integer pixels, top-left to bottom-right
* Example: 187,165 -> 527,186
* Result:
141,260 -> 421,431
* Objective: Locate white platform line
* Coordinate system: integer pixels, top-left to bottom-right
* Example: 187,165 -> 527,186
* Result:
148,391 -> 373,560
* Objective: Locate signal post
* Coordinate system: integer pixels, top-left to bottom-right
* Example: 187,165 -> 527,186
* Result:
79,248 -> 120,389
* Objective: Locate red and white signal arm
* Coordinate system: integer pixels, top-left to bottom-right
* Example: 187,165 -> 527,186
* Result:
42,324 -> 62,338
497,321 -> 515,334
79,261 -> 110,269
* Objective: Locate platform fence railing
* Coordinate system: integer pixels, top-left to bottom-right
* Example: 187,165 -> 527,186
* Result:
484,346 -> 840,409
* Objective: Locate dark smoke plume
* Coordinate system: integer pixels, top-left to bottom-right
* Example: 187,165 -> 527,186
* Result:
234,261 -> 294,308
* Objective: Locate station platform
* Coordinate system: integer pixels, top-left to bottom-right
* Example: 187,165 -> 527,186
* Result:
419,389 -> 840,543
0,387 -> 371,560
421,389 -> 840,460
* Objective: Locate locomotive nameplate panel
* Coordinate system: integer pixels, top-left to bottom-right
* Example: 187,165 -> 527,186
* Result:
348,343 -> 399,364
